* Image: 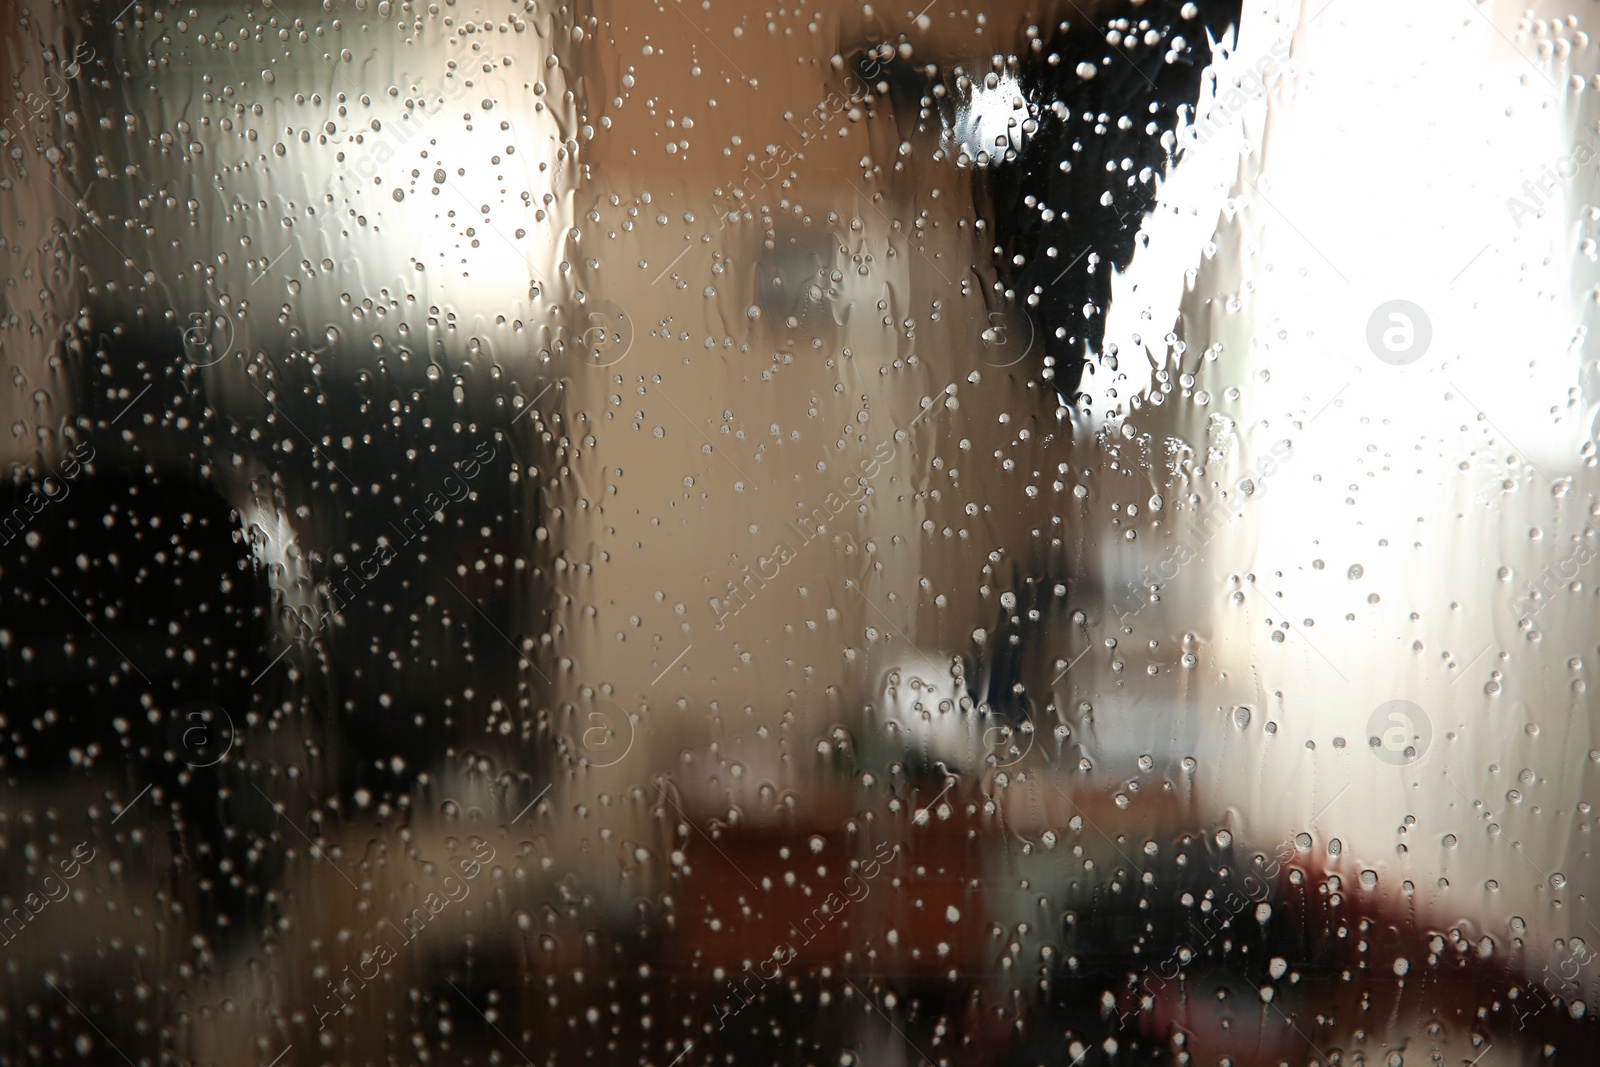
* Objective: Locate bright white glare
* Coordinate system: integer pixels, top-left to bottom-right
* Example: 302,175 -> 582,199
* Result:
302,47 -> 561,321
945,72 -> 1032,165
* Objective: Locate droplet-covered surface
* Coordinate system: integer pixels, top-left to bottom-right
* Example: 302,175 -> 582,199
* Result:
3,0 -> 1599,1064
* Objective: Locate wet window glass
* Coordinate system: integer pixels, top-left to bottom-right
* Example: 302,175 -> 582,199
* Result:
2,0 -> 1597,1064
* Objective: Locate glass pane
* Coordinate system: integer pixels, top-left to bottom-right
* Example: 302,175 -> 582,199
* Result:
2,0 -> 1594,1064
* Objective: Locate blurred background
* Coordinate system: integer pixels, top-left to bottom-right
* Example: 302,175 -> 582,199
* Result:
3,0 -> 1599,1064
